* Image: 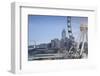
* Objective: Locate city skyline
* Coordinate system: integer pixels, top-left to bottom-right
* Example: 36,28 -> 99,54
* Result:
28,15 -> 88,45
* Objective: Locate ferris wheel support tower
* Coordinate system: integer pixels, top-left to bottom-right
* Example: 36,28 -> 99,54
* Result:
67,16 -> 73,39
66,16 -> 88,58
78,24 -> 88,57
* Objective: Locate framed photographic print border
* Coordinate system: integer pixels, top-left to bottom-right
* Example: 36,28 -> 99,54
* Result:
11,2 -> 96,74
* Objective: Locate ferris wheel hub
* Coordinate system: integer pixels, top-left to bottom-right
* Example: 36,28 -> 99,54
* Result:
80,24 -> 88,32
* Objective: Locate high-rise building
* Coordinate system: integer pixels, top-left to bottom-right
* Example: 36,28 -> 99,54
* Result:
51,38 -> 60,49
62,29 -> 66,40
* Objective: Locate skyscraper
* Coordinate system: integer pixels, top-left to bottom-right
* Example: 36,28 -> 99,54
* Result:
51,38 -> 60,49
62,29 -> 66,40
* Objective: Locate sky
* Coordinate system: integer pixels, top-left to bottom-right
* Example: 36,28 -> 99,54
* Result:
28,15 -> 88,45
